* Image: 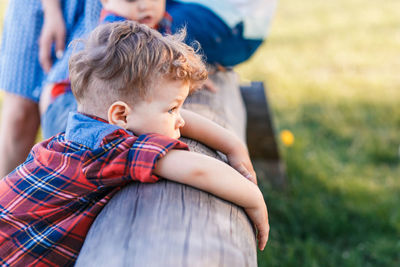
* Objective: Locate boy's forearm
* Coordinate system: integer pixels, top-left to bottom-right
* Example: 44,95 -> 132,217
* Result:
154,150 -> 262,208
155,150 -> 269,249
180,109 -> 239,155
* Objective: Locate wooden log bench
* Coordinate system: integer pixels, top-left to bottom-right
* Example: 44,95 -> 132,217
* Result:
75,71 -> 282,266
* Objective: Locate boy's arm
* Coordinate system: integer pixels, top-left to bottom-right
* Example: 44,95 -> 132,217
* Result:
154,149 -> 269,250
180,109 -> 257,183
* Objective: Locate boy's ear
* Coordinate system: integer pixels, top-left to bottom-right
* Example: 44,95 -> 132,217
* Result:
107,101 -> 131,128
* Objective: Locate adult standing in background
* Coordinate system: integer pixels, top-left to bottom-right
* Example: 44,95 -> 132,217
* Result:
0,0 -> 101,177
166,0 -> 278,67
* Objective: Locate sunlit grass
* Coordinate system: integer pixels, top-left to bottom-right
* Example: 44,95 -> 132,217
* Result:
238,0 -> 400,104
236,0 -> 400,265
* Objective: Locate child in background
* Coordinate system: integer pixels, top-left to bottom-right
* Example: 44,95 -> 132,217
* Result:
41,0 -> 177,138
0,21 -> 268,266
167,0 -> 278,66
0,0 -> 101,177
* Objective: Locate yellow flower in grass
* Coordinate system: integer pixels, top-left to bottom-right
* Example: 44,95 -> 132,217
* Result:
280,130 -> 294,147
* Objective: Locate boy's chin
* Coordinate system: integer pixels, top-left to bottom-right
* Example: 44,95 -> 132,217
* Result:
171,132 -> 181,139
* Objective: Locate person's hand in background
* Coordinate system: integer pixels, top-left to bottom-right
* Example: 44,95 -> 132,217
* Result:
39,0 -> 66,72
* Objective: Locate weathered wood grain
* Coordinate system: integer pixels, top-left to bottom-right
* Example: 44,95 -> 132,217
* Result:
75,71 -> 257,267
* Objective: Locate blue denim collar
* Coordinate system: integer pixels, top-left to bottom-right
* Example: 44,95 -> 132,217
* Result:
65,112 -> 130,149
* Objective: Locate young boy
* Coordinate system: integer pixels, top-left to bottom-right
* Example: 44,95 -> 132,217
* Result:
41,0 -> 175,138
0,21 -> 268,266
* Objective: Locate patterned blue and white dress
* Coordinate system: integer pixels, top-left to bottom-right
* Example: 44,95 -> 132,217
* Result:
0,0 -> 102,102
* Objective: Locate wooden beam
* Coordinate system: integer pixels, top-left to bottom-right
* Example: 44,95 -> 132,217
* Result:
76,71 -> 258,266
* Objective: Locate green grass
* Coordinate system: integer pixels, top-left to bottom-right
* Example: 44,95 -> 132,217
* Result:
1,0 -> 400,265
235,0 -> 400,266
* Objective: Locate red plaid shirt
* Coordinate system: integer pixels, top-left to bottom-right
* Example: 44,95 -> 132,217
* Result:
0,112 -> 188,266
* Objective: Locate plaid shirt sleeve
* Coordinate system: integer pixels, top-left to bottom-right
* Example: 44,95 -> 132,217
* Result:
0,131 -> 188,266
128,133 -> 189,182
82,132 -> 189,187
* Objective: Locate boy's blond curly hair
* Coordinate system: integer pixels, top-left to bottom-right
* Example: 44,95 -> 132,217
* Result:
69,21 -> 207,111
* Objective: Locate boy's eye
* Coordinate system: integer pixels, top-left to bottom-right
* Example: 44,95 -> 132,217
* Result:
168,107 -> 177,114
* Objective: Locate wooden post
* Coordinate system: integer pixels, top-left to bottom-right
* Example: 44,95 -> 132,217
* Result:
75,71 -> 258,267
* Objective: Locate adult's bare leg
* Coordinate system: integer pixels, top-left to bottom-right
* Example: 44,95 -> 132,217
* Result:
0,93 -> 40,177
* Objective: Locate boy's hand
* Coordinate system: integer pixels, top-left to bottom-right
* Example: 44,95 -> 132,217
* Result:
180,110 -> 256,183
227,143 -> 257,184
245,199 -> 269,250
155,149 -> 269,250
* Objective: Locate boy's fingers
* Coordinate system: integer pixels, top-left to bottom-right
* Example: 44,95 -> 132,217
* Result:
257,223 -> 270,251
241,165 -> 257,184
237,164 -> 252,180
242,159 -> 257,184
256,210 -> 270,250
258,233 -> 267,251
246,173 -> 257,185
249,169 -> 257,184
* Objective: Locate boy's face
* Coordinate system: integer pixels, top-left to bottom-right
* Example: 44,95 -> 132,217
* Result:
126,79 -> 189,139
101,0 -> 166,28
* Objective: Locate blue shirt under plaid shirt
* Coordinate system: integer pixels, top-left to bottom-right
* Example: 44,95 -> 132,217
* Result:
0,112 -> 188,266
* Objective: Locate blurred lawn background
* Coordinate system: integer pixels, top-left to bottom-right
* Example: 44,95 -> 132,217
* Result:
236,0 -> 400,266
1,0 -> 400,266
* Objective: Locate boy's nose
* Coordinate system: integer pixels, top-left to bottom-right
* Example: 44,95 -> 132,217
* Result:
177,116 -> 185,128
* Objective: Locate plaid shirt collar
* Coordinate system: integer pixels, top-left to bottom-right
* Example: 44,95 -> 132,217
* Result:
65,112 -> 132,150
